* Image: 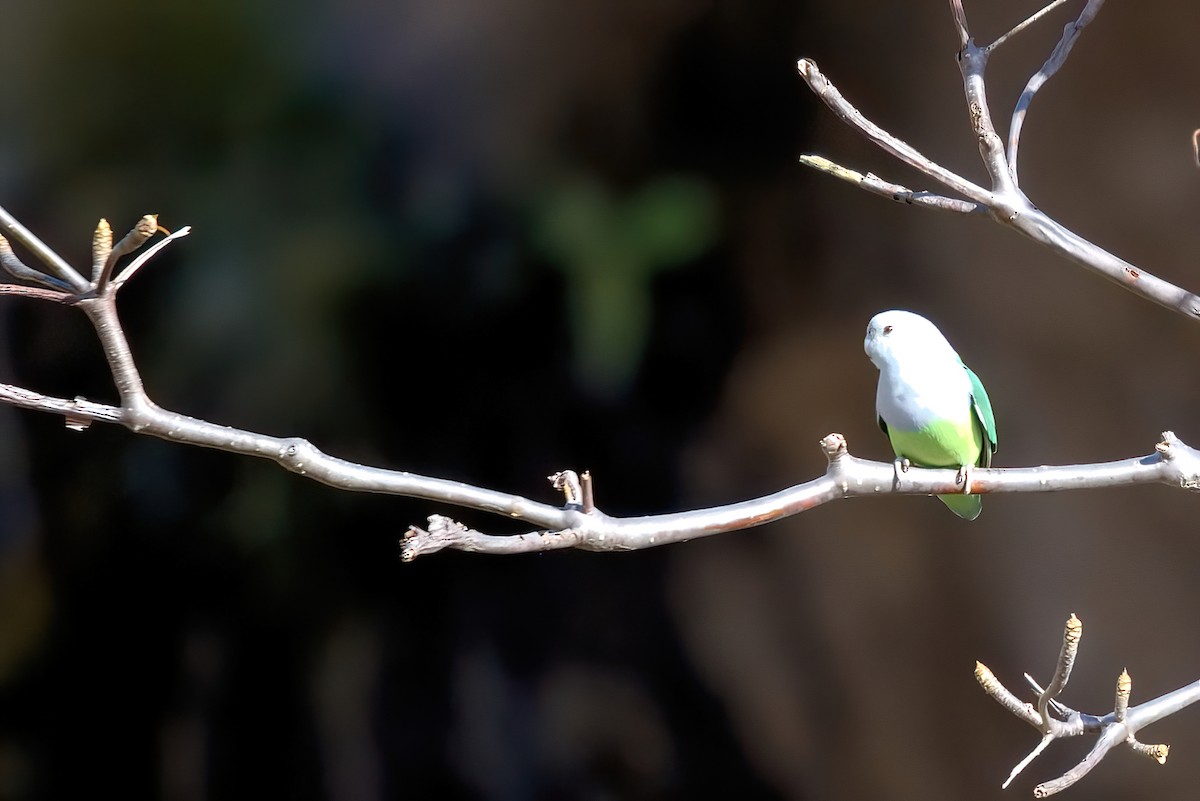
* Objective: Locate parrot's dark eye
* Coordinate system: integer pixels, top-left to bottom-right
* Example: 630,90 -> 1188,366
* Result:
882,325 -> 893,334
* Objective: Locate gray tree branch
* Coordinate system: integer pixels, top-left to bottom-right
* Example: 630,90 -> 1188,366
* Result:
978,614 -> 1193,796
798,0 -> 1200,321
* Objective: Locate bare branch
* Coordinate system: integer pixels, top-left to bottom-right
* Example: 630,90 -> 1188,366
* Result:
797,4 -> 1200,323
1033,726 -> 1126,796
0,283 -> 75,304
949,0 -> 969,48
978,615 -> 1200,796
796,59 -> 990,204
1007,0 -> 1105,179
976,662 -> 1042,728
955,32 -> 1017,195
111,225 -> 191,288
798,156 -> 983,214
0,233 -> 74,291
401,515 -> 587,561
0,204 -> 89,291
986,1 -> 1073,53
2,302 -> 1197,562
1037,613 -> 1082,733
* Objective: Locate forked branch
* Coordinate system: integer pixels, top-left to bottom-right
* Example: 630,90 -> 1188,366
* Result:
978,614 -> 1195,796
798,0 -> 1200,320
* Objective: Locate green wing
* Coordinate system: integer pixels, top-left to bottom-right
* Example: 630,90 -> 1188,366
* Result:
964,364 -> 997,467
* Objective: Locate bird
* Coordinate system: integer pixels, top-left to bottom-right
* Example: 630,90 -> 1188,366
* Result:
863,309 -> 997,519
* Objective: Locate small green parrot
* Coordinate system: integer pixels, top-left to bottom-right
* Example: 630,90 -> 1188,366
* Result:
864,310 -> 997,519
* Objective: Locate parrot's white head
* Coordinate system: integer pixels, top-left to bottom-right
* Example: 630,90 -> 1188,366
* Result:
864,309 -> 958,372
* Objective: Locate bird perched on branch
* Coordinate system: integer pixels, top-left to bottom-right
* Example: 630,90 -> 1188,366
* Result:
864,310 -> 997,519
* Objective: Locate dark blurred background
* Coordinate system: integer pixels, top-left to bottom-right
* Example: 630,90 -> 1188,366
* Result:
2,1 -> 1200,799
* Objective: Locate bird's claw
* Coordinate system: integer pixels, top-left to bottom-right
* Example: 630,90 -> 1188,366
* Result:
893,457 -> 911,483
957,464 -> 973,495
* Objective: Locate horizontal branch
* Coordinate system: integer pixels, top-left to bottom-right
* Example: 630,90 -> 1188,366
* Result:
400,432 -> 1200,559
4,356 -> 1198,561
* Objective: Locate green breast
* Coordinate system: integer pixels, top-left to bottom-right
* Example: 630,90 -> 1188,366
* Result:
887,416 -> 983,468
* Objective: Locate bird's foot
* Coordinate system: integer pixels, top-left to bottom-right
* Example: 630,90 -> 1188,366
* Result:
893,457 -> 911,483
957,463 -> 974,495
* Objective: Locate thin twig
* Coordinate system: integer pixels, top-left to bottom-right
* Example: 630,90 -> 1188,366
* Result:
986,0 -> 1072,53
0,283 -> 75,304
1003,734 -> 1053,790
0,205 -> 90,291
1007,0 -> 1106,180
798,156 -> 983,214
111,226 -> 191,288
1037,614 -> 1082,733
797,59 -> 991,204
949,0 -> 969,48
95,214 -> 164,292
0,234 -> 74,291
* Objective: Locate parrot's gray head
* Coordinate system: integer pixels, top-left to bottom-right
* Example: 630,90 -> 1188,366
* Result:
864,309 -> 954,370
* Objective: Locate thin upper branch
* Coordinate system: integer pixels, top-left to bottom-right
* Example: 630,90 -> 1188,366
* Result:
0,205 -> 89,292
985,0 -> 1072,53
1007,0 -> 1105,181
797,0 -> 1200,322
797,59 -> 991,204
798,156 -> 984,214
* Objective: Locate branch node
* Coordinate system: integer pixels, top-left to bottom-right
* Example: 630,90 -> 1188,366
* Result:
820,433 -> 848,462
549,470 -> 583,508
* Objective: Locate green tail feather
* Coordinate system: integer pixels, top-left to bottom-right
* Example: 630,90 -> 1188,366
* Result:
938,493 -> 982,521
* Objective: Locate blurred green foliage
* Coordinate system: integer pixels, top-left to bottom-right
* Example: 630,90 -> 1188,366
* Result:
534,174 -> 717,397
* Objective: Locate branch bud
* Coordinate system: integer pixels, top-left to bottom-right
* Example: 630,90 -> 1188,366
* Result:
92,218 -> 112,281
1114,668 -> 1130,721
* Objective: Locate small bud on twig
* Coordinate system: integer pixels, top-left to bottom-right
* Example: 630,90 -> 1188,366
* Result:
91,218 -> 112,282
1114,668 -> 1131,722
